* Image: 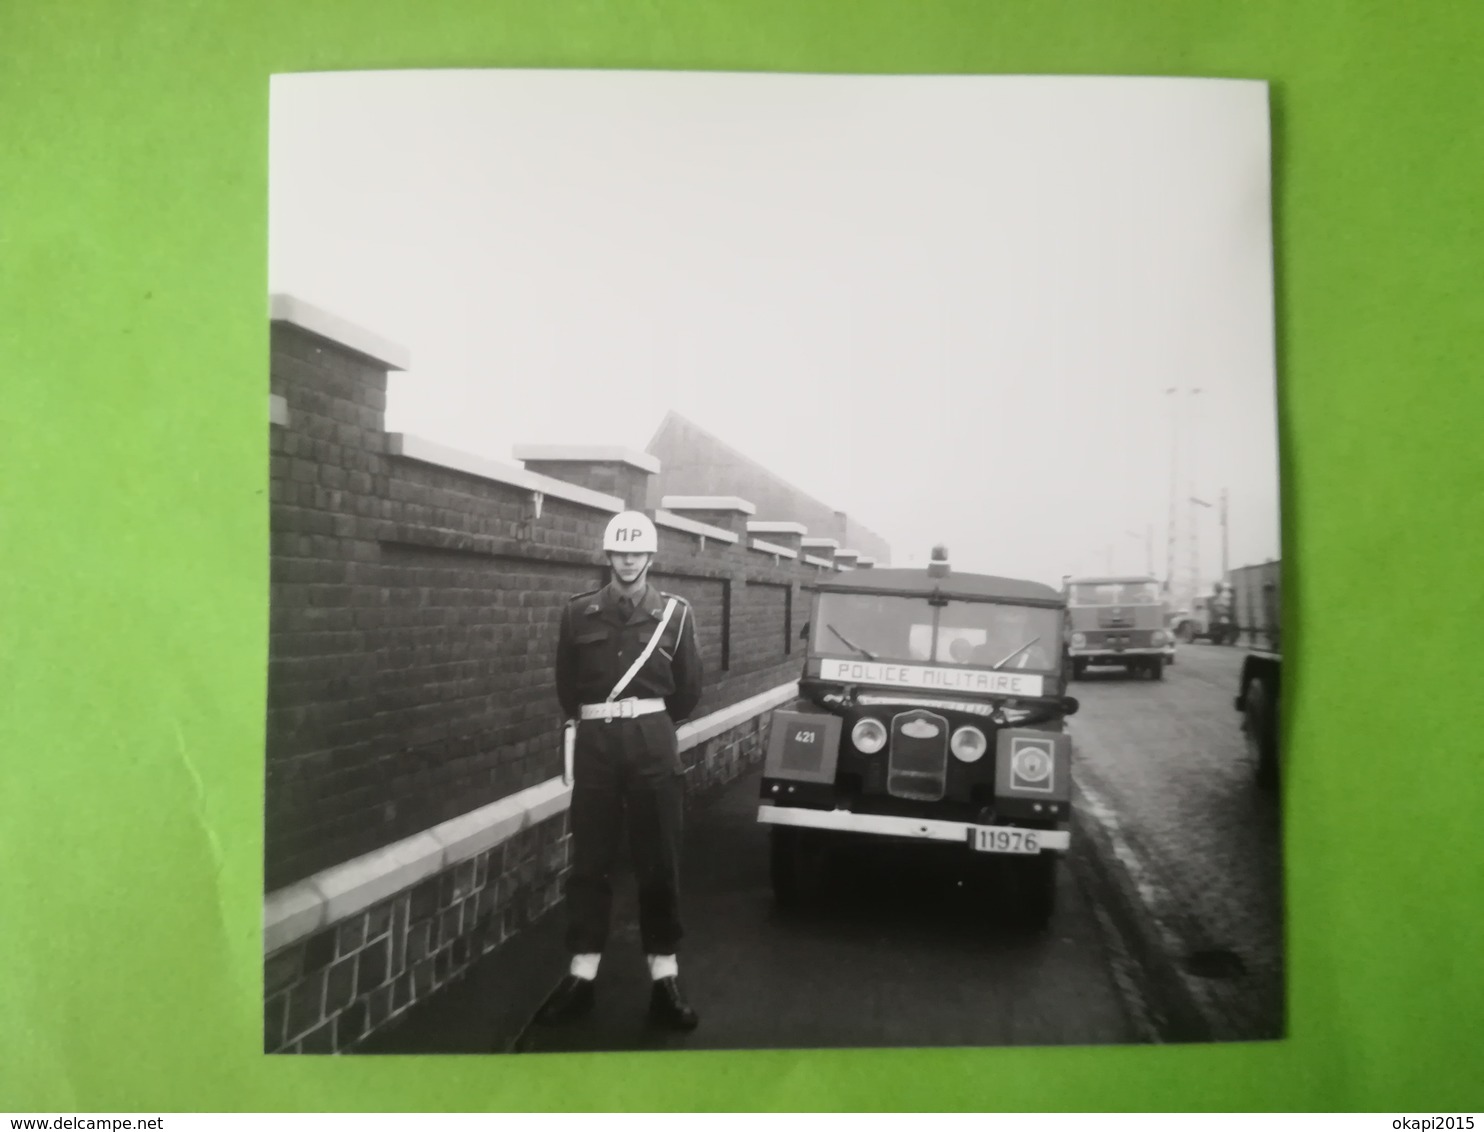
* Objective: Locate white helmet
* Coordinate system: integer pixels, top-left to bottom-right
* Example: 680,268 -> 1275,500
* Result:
603,510 -> 659,554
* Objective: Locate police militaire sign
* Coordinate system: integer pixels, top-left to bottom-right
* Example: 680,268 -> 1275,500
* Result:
819,658 -> 1045,698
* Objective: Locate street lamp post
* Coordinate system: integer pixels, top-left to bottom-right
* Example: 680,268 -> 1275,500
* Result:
1164,388 -> 1179,595
1191,495 -> 1213,596
1220,488 -> 1230,581
1185,389 -> 1204,604
1165,386 -> 1203,608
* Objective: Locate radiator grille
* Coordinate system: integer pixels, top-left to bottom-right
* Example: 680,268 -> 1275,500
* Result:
887,709 -> 949,802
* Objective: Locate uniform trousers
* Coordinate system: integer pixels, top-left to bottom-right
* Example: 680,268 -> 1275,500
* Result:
565,713 -> 685,956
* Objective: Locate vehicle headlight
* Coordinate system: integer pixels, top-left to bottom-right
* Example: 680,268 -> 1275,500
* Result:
1071,632 -> 1087,647
1011,745 -> 1054,783
851,716 -> 888,754
1152,629 -> 1168,645
950,725 -> 988,763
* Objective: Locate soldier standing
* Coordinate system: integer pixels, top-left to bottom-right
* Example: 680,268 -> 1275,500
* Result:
535,510 -> 703,1030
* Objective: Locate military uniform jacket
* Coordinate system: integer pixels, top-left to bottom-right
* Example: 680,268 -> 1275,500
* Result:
555,582 -> 703,723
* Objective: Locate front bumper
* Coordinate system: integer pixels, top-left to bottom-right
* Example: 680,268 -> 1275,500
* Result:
757,803 -> 1070,852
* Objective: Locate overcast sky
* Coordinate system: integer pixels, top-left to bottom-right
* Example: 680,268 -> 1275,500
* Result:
269,69 -> 1280,590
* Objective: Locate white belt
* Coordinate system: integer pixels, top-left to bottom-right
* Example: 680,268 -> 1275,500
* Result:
579,697 -> 667,722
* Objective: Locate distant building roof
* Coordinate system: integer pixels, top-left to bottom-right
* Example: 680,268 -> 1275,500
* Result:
645,410 -> 892,563
645,411 -> 824,506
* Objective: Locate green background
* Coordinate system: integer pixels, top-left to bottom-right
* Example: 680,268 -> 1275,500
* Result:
3,0 -> 1481,1113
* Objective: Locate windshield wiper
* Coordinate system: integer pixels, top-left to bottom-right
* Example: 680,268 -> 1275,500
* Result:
992,636 -> 1042,670
826,623 -> 878,661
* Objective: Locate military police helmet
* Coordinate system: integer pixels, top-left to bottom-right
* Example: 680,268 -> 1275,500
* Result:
603,510 -> 659,554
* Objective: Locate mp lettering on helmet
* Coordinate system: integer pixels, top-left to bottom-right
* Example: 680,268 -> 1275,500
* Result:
603,511 -> 659,554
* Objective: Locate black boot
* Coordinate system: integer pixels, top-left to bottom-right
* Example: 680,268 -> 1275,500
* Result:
535,975 -> 595,1025
648,976 -> 699,1031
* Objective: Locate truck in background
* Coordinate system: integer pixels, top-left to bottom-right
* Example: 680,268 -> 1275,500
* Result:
1231,559 -> 1282,790
1063,575 -> 1173,680
1169,583 -> 1238,645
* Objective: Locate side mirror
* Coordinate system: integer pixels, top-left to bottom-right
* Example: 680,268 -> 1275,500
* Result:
1060,695 -> 1080,716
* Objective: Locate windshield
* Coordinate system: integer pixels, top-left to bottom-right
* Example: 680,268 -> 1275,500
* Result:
1070,582 -> 1161,605
812,592 -> 1061,672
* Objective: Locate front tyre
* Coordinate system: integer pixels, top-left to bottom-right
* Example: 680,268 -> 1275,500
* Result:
769,826 -> 827,911
1150,657 -> 1166,680
1011,853 -> 1058,929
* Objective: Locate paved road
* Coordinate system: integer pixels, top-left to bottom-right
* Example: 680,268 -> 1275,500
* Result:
1069,642 -> 1285,1041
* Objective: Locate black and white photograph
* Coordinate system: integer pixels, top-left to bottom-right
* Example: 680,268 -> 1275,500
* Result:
262,69 -> 1283,1055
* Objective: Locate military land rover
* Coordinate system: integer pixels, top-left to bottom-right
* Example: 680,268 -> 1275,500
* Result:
757,548 -> 1079,928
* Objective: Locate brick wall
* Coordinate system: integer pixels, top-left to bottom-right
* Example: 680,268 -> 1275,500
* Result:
680,712 -> 774,802
265,813 -> 568,1053
732,580 -> 792,674
268,324 -> 395,886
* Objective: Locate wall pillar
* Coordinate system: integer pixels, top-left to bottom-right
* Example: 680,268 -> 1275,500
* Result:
801,537 -> 839,568
512,446 -> 659,510
660,495 -> 757,537
746,520 -> 807,556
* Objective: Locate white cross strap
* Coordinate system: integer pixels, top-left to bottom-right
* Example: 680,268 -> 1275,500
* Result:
606,597 -> 677,703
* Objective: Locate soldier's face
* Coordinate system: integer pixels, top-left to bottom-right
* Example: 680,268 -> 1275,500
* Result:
608,552 -> 651,586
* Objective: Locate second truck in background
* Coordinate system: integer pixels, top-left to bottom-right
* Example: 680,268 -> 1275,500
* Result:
1230,559 -> 1282,790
